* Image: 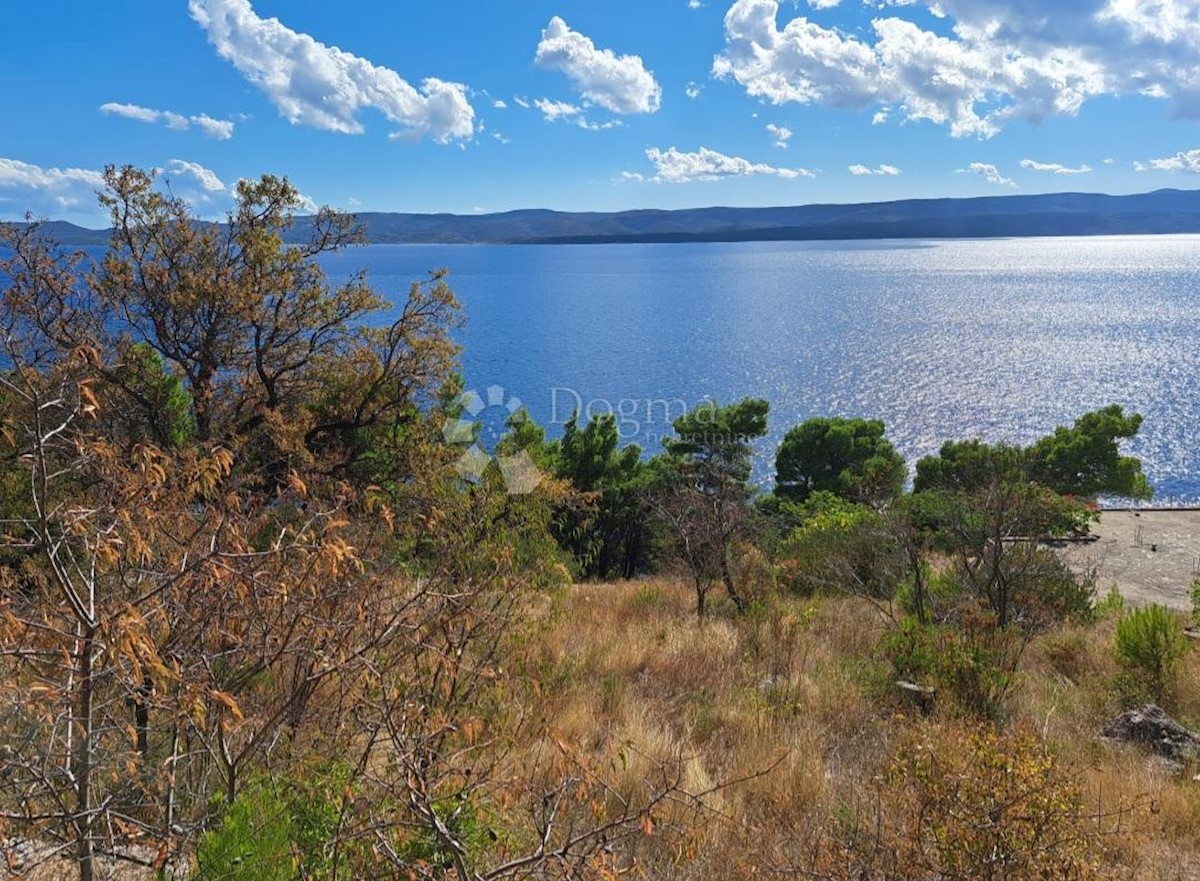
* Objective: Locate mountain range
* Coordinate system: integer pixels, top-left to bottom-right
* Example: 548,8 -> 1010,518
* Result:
18,188 -> 1200,247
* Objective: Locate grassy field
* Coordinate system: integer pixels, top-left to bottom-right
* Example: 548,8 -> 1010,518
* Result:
492,579 -> 1200,880
7,577 -> 1200,881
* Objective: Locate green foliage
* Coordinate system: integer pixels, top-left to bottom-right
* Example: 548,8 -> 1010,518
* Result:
397,797 -> 488,872
1028,405 -> 1152,500
195,766 -> 356,881
915,406 -> 1152,501
775,416 -> 905,505
1095,584 -> 1126,618
776,493 -> 901,600
111,341 -> 196,448
913,439 -> 1026,494
1190,580 -> 1200,628
847,725 -> 1102,881
665,397 -> 769,483
1114,604 -> 1188,703
550,412 -> 653,578
881,613 -> 1024,718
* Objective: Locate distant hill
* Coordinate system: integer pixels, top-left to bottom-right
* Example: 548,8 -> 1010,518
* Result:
15,188 -> 1200,246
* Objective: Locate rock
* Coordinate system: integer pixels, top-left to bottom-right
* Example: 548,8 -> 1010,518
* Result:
896,680 -> 936,713
1101,705 -> 1200,767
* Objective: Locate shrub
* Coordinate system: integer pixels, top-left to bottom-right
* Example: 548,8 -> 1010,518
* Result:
814,724 -> 1102,880
1114,604 -> 1188,704
881,612 -> 1024,719
1094,584 -> 1126,618
194,766 -> 359,881
1191,580 -> 1200,628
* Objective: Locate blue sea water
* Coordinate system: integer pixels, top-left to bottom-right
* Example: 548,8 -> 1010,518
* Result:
289,235 -> 1200,502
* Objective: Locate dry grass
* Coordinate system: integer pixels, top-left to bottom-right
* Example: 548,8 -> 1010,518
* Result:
15,579 -> 1200,880
505,578 -> 1200,880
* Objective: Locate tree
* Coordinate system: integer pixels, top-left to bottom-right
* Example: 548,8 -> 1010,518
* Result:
914,439 -> 1025,495
914,406 -> 1152,502
552,412 -> 650,578
775,416 -> 905,505
1028,405 -> 1152,500
651,398 -> 769,616
96,165 -> 460,479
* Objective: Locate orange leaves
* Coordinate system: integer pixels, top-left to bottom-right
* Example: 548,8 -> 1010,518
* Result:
211,689 -> 245,726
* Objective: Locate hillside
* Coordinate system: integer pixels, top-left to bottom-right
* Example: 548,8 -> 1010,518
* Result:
19,188 -> 1200,246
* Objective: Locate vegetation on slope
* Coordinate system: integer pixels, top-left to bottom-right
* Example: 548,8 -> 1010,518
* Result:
0,168 -> 1195,881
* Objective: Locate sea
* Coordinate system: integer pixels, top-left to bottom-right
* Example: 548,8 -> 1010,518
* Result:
315,234 -> 1200,503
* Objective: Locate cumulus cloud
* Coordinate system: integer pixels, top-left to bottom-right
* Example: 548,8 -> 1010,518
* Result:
711,0 -> 1200,138
632,146 -> 815,183
165,160 -> 227,192
493,99 -> 508,109
685,81 -> 703,99
0,158 -> 107,217
1146,148 -> 1200,173
188,0 -> 474,142
849,163 -> 901,175
765,122 -> 793,147
1019,159 -> 1092,174
101,102 -> 236,139
0,158 -> 105,193
961,162 -> 1016,187
535,17 -> 662,115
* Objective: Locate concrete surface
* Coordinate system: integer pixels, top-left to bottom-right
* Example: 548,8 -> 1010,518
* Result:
1059,510 -> 1200,610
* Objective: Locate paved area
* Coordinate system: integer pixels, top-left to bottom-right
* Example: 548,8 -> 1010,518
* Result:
1059,510 -> 1200,610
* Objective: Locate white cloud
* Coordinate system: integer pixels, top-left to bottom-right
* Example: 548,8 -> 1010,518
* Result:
165,159 -> 227,192
493,99 -> 508,109
1146,148 -> 1200,173
712,0 -> 1134,138
100,102 -> 236,139
765,122 -> 793,147
809,0 -> 842,7
961,161 -> 1016,187
534,98 -> 582,121
849,163 -> 902,175
634,146 -> 815,183
686,81 -> 703,99
514,96 -> 531,109
100,102 -> 160,123
532,97 -> 622,131
689,1 -> 703,9
1019,159 -> 1092,174
0,158 -> 105,192
535,17 -> 662,115
0,158 -> 107,216
188,0 -> 474,142
191,114 -> 236,139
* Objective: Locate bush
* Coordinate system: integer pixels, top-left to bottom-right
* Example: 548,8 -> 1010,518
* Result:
194,766 -> 359,881
1094,584 -> 1125,618
881,612 -> 1024,719
814,724 -> 1102,880
1114,604 -> 1189,704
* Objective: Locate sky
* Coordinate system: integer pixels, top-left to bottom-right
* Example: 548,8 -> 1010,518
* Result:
2,0 -> 1200,225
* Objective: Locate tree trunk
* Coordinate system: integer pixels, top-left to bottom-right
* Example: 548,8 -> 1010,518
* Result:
720,553 -> 747,613
74,627 -> 96,881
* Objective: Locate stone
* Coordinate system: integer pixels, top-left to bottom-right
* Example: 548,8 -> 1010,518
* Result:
1101,704 -> 1200,767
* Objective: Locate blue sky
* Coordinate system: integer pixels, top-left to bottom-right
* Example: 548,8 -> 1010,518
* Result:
2,0 -> 1200,225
